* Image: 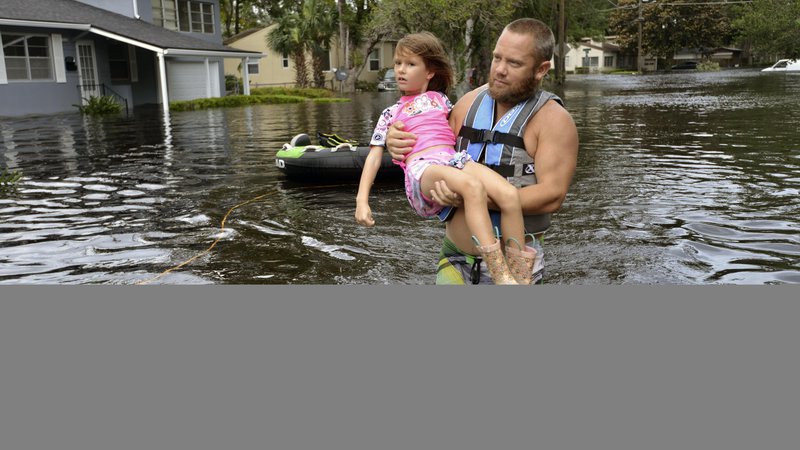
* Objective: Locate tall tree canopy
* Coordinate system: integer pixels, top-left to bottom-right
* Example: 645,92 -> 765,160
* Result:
608,0 -> 734,60
265,0 -> 338,88
733,0 -> 800,60
367,0 -> 517,96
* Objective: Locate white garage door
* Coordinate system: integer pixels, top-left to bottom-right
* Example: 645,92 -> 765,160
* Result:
166,60 -> 220,101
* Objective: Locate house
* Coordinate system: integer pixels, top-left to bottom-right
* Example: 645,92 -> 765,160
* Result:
223,25 -> 397,89
673,47 -> 743,68
0,0 -> 261,116
560,38 -> 636,73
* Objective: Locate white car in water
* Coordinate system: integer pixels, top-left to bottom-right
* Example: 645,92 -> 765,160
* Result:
761,59 -> 800,72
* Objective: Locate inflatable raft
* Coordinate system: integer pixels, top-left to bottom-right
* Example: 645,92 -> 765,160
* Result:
275,133 -> 403,181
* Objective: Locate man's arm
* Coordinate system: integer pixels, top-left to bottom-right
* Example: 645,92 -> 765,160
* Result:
518,100 -> 579,215
385,121 -> 416,160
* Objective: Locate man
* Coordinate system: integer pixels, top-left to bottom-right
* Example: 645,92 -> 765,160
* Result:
386,18 -> 579,284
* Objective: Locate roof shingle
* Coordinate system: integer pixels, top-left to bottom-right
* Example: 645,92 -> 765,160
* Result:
0,0 -> 256,54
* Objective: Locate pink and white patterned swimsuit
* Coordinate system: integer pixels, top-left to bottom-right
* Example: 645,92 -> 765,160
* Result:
370,91 -> 471,218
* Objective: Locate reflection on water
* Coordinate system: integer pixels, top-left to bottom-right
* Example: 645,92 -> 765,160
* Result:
1,71 -> 798,284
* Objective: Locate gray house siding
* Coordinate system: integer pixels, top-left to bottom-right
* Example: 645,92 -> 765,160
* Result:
75,0 -> 139,17
131,48 -> 159,106
0,25 -> 153,115
1,0 -> 256,117
0,27 -> 82,116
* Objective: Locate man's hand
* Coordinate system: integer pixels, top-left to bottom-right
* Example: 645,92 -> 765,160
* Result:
429,180 -> 463,208
385,121 -> 416,161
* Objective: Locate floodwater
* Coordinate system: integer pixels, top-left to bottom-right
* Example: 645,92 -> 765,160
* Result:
1,69 -> 798,284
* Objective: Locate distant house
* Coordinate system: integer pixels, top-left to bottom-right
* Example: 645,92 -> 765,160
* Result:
0,0 -> 261,116
560,37 -> 638,73
673,47 -> 743,67
223,25 -> 397,89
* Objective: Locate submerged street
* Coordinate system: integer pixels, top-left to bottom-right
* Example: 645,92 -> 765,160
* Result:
1,69 -> 798,284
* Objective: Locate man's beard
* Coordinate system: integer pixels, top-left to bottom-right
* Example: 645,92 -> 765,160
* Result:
488,73 -> 539,106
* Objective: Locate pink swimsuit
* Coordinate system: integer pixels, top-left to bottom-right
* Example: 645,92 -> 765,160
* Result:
370,91 -> 470,218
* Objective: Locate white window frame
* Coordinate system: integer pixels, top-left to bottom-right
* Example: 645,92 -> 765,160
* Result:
0,31 -> 6,84
108,41 -> 132,83
282,52 -> 289,69
152,0 -> 180,30
1,32 -> 54,82
604,55 -> 614,68
178,1 -> 215,34
368,49 -> 380,72
247,61 -> 259,74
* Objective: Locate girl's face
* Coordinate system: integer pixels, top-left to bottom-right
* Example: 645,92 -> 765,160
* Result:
394,49 -> 434,96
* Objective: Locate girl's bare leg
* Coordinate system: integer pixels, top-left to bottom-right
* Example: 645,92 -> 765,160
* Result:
419,164 -> 519,284
419,164 -> 496,250
457,162 -> 534,284
458,162 -> 525,249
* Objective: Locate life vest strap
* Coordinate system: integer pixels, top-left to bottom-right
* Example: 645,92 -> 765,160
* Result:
489,165 -> 515,177
488,163 -> 535,178
458,126 -> 525,150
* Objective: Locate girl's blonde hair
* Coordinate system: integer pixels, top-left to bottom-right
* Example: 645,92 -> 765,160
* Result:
395,32 -> 453,94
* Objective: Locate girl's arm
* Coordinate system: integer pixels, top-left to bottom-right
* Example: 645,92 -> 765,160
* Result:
355,146 -> 386,227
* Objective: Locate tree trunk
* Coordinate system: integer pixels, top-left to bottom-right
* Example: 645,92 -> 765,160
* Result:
454,18 -> 474,98
345,38 -> 379,93
557,0 -> 566,85
312,52 -> 325,88
224,0 -> 233,37
234,0 -> 241,35
293,52 -> 309,88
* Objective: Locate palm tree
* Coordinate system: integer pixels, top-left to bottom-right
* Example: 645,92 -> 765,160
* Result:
301,0 -> 338,88
267,14 -> 310,88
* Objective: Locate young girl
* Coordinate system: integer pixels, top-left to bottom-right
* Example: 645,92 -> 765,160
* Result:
355,32 -> 536,285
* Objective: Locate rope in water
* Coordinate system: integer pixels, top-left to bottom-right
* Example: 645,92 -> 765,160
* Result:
136,184 -> 346,285
136,192 -> 271,285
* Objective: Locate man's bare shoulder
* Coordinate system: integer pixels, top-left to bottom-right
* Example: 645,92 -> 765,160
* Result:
529,99 -> 576,134
449,85 -> 485,129
457,85 -> 485,105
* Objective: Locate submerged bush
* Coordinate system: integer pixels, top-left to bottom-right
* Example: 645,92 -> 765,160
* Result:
170,94 -> 308,111
75,96 -> 123,115
0,168 -> 22,188
249,87 -> 335,98
697,61 -> 721,72
170,88 -> 351,111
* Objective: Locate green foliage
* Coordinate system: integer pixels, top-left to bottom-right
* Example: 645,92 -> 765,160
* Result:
75,96 -> 123,115
609,0 -> 734,59
515,0 -> 610,43
250,87 -> 335,98
265,0 -> 338,88
368,0 -> 516,93
170,95 -> 307,111
225,74 -> 243,94
169,88 -> 348,111
267,14 -> 309,87
733,0 -> 800,60
355,80 -> 377,92
0,168 -> 22,186
219,0 -> 272,38
696,61 -> 720,72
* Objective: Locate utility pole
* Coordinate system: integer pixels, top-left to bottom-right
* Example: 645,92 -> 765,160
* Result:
637,0 -> 644,73
558,0 -> 566,84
